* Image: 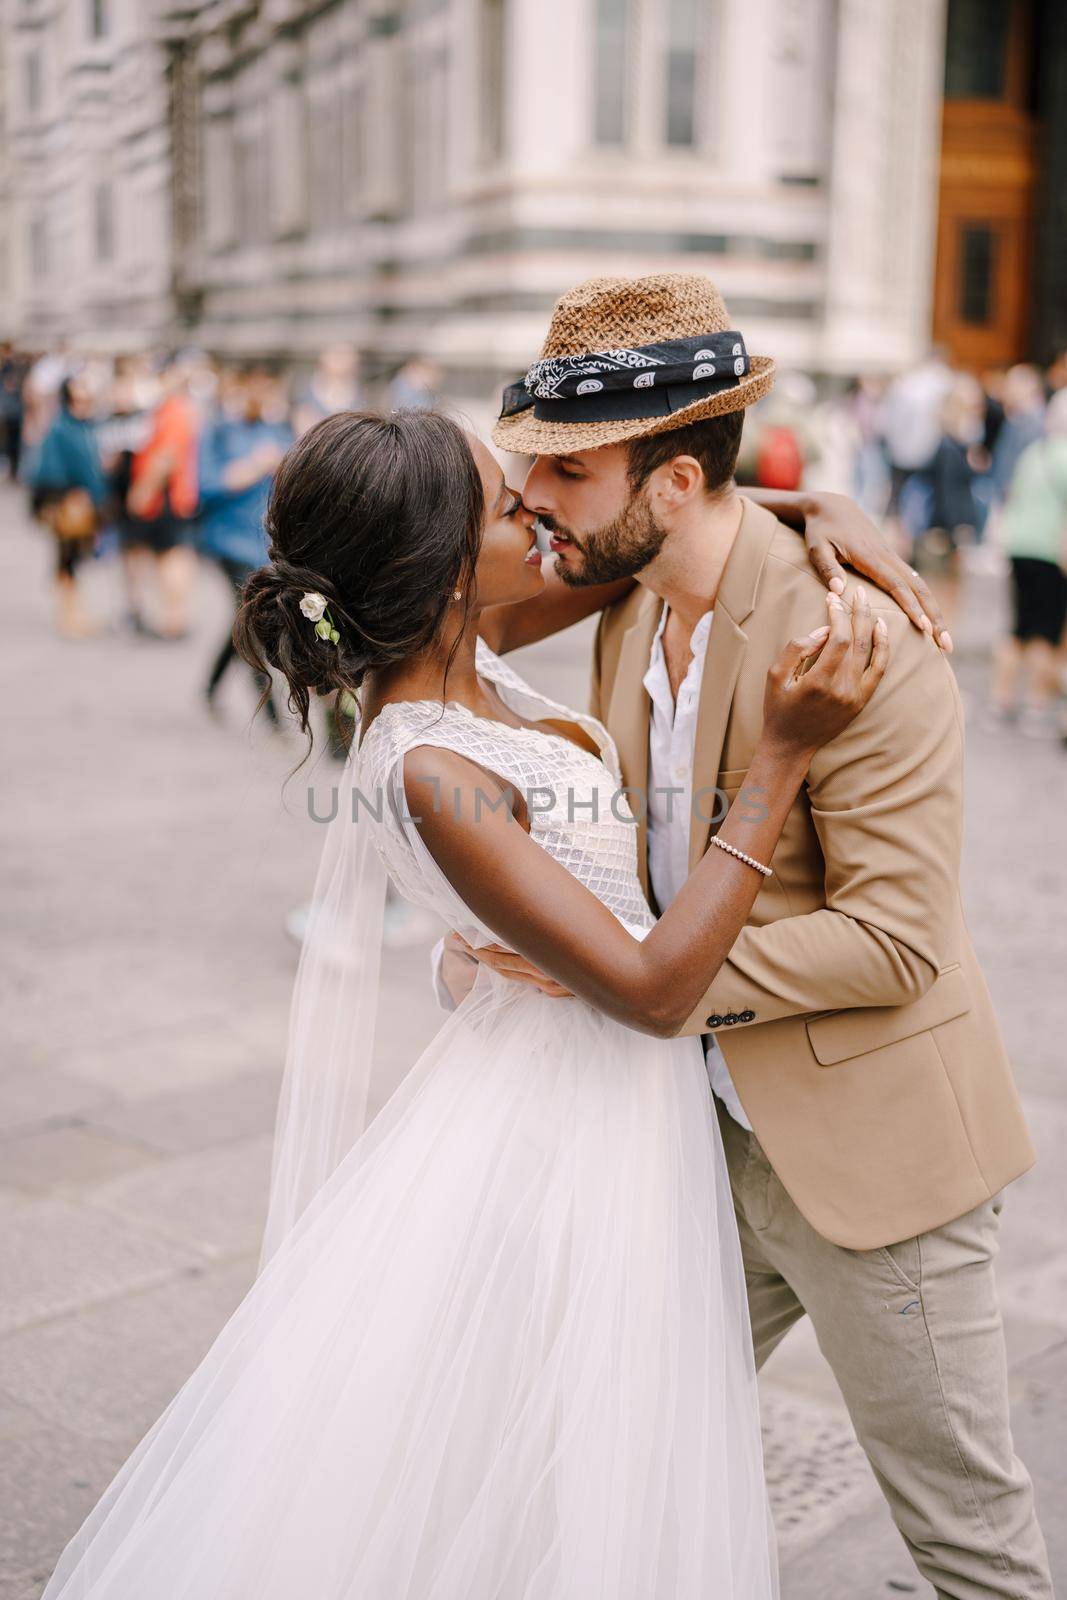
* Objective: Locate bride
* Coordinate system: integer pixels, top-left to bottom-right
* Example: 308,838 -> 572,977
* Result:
41,408 -> 889,1600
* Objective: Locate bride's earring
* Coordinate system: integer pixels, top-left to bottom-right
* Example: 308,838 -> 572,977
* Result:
452,589 -> 463,601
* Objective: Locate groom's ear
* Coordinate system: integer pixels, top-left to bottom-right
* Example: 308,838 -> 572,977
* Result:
648,453 -> 705,514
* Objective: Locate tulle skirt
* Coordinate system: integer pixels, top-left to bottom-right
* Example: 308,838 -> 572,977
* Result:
41,970 -> 778,1599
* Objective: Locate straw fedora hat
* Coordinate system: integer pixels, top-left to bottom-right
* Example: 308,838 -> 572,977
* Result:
492,272 -> 775,456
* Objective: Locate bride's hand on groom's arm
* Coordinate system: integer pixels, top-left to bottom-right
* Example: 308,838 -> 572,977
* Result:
746,487 -> 953,654
444,931 -> 572,999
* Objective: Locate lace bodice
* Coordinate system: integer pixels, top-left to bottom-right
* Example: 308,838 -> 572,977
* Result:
356,638 -> 655,946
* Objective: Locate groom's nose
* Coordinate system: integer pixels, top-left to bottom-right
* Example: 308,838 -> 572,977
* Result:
521,457 -> 555,518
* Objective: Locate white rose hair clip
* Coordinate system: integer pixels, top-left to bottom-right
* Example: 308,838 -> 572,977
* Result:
299,591 -> 341,645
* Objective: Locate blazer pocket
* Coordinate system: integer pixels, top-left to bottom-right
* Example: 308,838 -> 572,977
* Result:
806,964 -> 971,1067
716,768 -> 749,792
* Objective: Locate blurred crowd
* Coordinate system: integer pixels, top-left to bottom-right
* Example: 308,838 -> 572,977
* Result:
3,336 -> 1066,746
739,349 -> 1067,742
0,338 -> 447,947
0,341 -> 440,738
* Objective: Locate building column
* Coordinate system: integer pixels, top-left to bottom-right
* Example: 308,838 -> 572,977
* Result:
504,0 -> 590,179
716,0 -> 776,191
821,0 -> 947,371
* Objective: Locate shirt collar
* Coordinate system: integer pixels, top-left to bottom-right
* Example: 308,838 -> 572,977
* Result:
688,607 -> 713,658
642,601 -> 713,704
647,601 -> 713,662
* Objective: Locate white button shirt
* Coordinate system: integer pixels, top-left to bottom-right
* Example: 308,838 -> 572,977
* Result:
642,602 -> 753,1130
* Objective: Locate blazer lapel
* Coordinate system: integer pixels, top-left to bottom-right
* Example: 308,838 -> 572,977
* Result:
688,496 -> 780,873
607,588 -> 662,898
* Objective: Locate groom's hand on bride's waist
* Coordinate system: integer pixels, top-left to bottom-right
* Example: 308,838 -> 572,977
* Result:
444,931 -> 572,999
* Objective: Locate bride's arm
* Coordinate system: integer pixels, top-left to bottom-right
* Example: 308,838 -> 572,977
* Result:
407,598 -> 888,1037
406,742 -> 802,1037
478,493 -> 950,657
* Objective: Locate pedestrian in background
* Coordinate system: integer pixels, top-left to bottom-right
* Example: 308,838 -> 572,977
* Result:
21,340 -> 72,465
987,388 -> 1067,738
125,351 -> 206,640
387,357 -> 440,411
30,372 -> 107,639
198,366 -> 292,722
294,343 -> 363,436
990,364 -> 1046,507
736,371 -> 816,492
847,374 -> 891,515
0,342 -> 29,480
95,355 -> 158,632
926,373 -> 985,567
879,348 -> 955,552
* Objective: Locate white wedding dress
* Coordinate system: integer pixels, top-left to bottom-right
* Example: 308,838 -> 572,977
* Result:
41,639 -> 777,1600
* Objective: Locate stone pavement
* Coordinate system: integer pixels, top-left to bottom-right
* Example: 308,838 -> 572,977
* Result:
1,482 -> 1063,1598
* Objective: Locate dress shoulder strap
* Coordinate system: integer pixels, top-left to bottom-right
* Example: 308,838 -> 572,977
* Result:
474,636 -> 622,784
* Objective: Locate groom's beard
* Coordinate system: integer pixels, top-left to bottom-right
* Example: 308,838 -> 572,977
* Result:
544,488 -> 668,588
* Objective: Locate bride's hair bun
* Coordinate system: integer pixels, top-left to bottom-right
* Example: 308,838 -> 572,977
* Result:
236,560 -> 369,699
232,408 -> 484,752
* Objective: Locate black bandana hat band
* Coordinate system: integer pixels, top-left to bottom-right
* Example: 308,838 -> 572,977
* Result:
499,332 -> 750,425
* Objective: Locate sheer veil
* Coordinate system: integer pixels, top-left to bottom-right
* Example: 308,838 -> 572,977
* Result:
257,720 -> 388,1271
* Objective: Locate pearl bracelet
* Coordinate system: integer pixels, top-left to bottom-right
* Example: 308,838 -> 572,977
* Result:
710,834 -> 774,878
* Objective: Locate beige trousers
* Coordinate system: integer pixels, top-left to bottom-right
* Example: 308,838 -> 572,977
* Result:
717,1102 -> 1054,1600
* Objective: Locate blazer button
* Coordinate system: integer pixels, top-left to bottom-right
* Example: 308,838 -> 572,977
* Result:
741,1009 -> 756,1022
706,1014 -> 724,1029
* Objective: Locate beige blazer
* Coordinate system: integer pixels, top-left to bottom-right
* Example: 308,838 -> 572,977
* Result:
590,497 -> 1036,1250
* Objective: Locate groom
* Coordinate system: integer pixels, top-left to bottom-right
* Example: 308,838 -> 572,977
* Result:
445,274 -> 1051,1597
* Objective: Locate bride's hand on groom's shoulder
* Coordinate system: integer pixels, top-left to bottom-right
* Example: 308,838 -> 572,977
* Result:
800,490 -> 953,654
444,931 -> 572,999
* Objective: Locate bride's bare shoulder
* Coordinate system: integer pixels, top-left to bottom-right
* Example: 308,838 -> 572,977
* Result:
402,743 -> 528,838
